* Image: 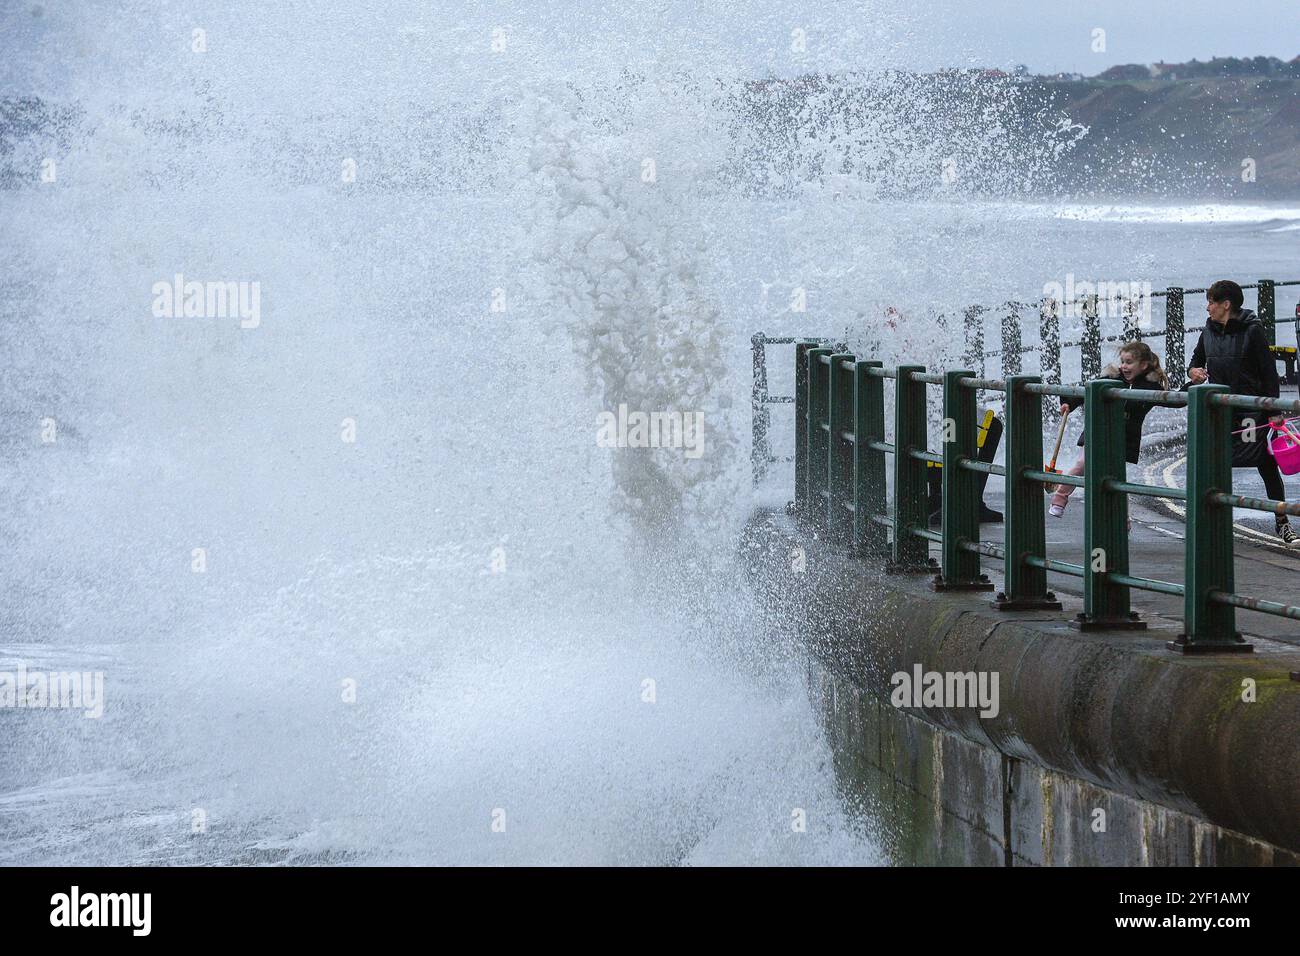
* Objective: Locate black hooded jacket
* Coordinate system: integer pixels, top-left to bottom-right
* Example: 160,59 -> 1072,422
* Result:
1188,309 -> 1278,399
1187,309 -> 1279,467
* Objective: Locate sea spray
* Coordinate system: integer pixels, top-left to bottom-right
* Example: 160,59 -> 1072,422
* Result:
1,0 -> 1113,867
524,81 -> 744,550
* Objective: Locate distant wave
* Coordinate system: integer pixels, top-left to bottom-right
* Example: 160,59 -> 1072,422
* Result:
921,201 -> 1300,228
1038,203 -> 1300,225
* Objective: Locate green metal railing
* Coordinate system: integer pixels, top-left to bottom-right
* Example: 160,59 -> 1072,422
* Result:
791,342 -> 1300,653
753,276 -> 1300,481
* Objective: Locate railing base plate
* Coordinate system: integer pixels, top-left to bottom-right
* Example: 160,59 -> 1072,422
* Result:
1071,612 -> 1147,631
931,574 -> 995,593
886,558 -> 939,575
991,591 -> 1063,611
1167,634 -> 1255,655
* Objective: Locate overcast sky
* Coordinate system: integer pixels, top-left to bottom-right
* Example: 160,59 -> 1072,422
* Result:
912,0 -> 1300,74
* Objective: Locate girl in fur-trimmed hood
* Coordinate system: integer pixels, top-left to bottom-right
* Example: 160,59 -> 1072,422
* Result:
1049,341 -> 1169,517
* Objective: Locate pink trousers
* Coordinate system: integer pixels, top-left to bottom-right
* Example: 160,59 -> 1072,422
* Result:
1050,456 -> 1086,506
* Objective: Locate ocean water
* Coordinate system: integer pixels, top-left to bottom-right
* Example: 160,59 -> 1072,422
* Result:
3,2 -> 1300,866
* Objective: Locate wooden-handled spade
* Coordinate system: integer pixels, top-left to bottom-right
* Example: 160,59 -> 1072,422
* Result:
1044,407 -> 1071,494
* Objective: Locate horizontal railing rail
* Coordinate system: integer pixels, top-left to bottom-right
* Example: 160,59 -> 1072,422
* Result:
787,340 -> 1300,652
752,276 -> 1300,482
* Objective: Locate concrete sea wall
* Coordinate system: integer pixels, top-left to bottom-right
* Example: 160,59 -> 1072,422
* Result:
743,508 -> 1300,866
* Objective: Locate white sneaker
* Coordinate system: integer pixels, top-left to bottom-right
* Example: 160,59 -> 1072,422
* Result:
1048,503 -> 1065,518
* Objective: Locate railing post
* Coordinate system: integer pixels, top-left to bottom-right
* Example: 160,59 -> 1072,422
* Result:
1039,298 -> 1061,423
1166,287 -> 1185,390
933,370 -> 993,591
994,375 -> 1061,610
890,365 -> 934,573
1122,294 -> 1142,343
1074,379 -> 1145,630
793,340 -> 818,515
854,360 -> 888,559
963,306 -> 985,377
751,332 -> 770,485
806,348 -> 833,534
1258,278 -> 1276,347
1170,384 -> 1253,653
1081,294 -> 1101,382
1001,305 -> 1022,378
827,352 -> 856,546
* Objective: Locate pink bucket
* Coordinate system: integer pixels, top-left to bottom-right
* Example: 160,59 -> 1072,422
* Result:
1268,423 -> 1300,475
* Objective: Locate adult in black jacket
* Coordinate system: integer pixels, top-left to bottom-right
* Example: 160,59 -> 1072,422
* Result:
1187,279 -> 1298,547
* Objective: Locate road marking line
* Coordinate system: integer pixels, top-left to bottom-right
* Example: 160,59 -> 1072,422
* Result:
1146,451 -> 1290,551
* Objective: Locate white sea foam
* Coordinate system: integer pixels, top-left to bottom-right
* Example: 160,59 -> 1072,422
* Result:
1022,202 -> 1300,225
